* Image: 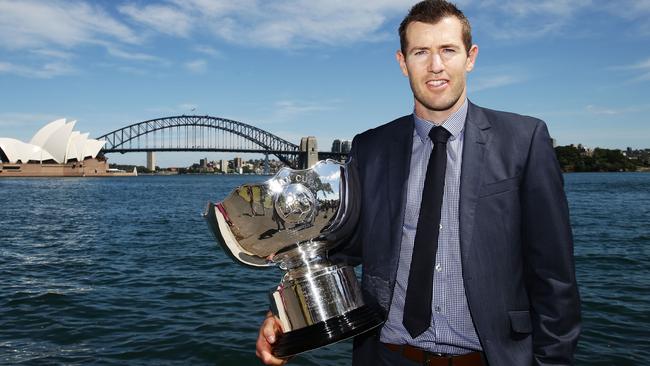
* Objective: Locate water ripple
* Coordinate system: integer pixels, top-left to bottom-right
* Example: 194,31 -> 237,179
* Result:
1,174 -> 648,365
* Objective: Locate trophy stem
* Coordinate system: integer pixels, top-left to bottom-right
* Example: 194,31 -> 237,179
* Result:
274,240 -> 331,272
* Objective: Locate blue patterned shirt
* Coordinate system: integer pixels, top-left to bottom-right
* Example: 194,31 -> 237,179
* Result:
380,99 -> 482,354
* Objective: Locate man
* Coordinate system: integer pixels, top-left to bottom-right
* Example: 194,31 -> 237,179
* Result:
257,1 -> 581,365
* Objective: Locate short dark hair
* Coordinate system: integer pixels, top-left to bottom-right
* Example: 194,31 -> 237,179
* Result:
399,0 -> 472,55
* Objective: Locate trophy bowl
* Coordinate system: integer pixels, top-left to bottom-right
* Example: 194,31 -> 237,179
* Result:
203,160 -> 383,357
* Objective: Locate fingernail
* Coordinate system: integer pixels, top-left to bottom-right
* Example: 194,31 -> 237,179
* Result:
269,335 -> 275,343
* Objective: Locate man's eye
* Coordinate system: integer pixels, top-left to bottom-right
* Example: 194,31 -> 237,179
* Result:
442,48 -> 456,54
413,50 -> 427,56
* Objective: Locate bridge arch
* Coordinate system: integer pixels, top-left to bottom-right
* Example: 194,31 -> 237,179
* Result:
97,115 -> 301,166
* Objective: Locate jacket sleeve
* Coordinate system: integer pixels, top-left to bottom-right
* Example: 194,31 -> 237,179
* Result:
520,120 -> 581,365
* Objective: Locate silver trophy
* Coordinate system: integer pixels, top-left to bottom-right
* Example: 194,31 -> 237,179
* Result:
204,160 -> 383,357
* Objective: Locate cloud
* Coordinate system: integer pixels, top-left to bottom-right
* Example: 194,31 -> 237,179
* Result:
170,0 -> 253,17
469,64 -> 528,92
0,0 -> 418,81
184,59 -> 208,73
105,45 -> 162,62
115,66 -> 150,76
118,1 -> 415,49
274,99 -> 337,116
0,112 -> 77,142
0,61 -> 75,79
30,49 -> 74,60
471,0 -> 650,42
472,0 -> 593,40
0,0 -> 139,50
119,3 -> 193,37
585,105 -> 619,116
0,113 -> 64,128
229,2 -> 394,47
194,45 -> 222,58
600,1 -> 650,37
481,0 -> 591,17
611,57 -> 650,82
0,0 -> 154,77
470,74 -> 526,92
233,99 -> 342,126
603,0 -> 650,20
259,99 -> 342,124
585,104 -> 650,116
627,58 -> 650,72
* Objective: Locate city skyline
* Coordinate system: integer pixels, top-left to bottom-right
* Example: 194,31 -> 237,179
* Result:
1,1 -> 649,167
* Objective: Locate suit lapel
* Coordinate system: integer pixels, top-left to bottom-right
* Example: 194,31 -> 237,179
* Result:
459,103 -> 491,264
387,116 -> 414,247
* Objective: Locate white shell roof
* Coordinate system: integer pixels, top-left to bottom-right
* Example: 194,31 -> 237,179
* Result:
40,120 -> 75,163
66,131 -> 80,163
83,139 -> 106,159
0,138 -> 55,163
69,132 -> 90,162
1,118 -> 105,164
29,118 -> 67,146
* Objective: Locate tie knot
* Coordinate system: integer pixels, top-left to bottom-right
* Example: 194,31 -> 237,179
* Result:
429,126 -> 451,144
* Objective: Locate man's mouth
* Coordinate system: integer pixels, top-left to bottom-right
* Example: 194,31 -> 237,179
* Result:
427,79 -> 448,88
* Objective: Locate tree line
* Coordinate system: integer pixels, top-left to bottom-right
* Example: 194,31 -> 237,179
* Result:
554,145 -> 649,172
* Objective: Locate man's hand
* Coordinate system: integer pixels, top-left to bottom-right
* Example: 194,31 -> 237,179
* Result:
255,311 -> 288,365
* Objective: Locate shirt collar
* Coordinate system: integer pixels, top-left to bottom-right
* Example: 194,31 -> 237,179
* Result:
413,98 -> 467,143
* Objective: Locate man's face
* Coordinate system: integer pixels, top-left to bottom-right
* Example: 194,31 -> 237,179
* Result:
397,17 -> 478,122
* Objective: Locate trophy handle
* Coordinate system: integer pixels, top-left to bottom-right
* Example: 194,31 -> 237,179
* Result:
204,202 -> 274,268
269,287 -> 291,331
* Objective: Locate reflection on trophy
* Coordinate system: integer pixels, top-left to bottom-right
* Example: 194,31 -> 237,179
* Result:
204,160 -> 383,357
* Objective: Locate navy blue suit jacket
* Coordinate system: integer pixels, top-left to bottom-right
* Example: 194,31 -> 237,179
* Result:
336,102 -> 581,366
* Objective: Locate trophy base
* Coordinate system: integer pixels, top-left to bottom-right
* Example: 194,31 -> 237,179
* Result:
272,304 -> 384,358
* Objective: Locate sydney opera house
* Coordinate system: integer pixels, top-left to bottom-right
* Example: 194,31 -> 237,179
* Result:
0,119 -> 135,177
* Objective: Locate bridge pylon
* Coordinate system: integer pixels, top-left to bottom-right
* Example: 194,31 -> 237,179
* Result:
147,152 -> 156,171
299,136 -> 318,169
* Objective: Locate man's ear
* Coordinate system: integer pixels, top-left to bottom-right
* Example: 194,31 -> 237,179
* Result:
396,51 -> 409,77
465,45 -> 479,72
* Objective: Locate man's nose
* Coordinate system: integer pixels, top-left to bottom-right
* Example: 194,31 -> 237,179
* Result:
428,53 -> 444,73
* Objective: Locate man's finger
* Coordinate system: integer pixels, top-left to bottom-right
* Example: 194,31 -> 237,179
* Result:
256,314 -> 287,365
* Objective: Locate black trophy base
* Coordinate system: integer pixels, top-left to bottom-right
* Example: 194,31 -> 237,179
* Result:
272,305 -> 384,358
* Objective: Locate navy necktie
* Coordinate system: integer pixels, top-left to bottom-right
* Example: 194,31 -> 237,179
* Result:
403,126 -> 451,338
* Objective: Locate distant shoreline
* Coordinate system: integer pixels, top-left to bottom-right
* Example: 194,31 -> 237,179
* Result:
562,168 -> 650,173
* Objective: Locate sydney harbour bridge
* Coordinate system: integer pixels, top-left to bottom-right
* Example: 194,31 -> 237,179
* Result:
97,115 -> 347,169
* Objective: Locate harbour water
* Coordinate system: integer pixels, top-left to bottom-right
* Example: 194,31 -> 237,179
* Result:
0,173 -> 648,365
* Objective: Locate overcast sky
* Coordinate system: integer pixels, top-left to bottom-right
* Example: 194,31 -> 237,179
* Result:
1,0 -> 649,167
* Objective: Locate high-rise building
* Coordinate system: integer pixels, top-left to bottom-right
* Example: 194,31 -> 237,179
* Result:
341,140 -> 352,153
331,139 -> 341,153
220,159 -> 229,173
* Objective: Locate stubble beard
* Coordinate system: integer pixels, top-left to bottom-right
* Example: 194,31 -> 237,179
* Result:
410,78 -> 466,114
